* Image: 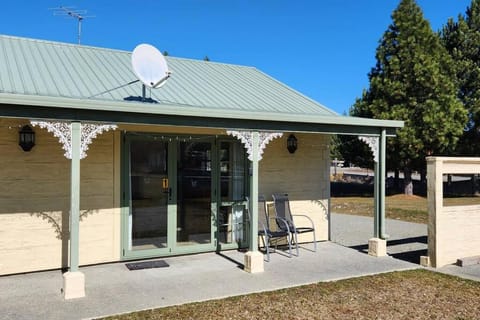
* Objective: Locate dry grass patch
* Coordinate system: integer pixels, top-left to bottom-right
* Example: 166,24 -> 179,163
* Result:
332,195 -> 480,224
99,269 -> 480,320
331,195 -> 428,224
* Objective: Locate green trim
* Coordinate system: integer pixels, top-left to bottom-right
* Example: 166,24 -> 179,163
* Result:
211,138 -> 219,250
215,138 -> 250,251
0,95 -> 403,136
0,93 -> 403,128
172,136 -> 216,253
373,160 -> 379,238
167,141 -> 177,253
121,245 -> 218,261
69,121 -> 81,272
120,131 -> 129,258
249,132 -> 260,252
373,129 -> 388,239
121,133 -> 173,259
379,129 -> 387,239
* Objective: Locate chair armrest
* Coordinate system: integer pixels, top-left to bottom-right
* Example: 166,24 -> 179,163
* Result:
291,214 -> 315,229
259,222 -> 268,235
274,217 -> 291,233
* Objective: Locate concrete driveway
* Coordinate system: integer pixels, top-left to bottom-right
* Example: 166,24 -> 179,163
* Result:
331,213 -> 427,263
331,212 -> 480,282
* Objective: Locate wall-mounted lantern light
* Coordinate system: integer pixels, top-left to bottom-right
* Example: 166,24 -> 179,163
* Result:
19,125 -> 35,152
287,134 -> 297,154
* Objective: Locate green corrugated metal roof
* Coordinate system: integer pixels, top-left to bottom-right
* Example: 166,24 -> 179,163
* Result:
0,34 -> 403,133
0,35 -> 335,114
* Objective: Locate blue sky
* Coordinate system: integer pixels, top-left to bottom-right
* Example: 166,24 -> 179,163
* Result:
0,1 -> 473,114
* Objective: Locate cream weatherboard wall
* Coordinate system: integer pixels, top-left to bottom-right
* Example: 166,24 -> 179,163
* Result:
0,119 -> 330,275
260,133 -> 330,243
0,118 -> 119,275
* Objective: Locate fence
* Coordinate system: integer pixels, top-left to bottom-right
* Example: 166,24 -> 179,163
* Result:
424,157 -> 480,267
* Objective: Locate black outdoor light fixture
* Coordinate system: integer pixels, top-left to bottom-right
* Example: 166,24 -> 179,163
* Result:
287,134 -> 297,154
19,125 -> 35,152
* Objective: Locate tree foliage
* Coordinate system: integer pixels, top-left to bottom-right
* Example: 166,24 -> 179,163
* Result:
351,0 -> 467,194
441,0 -> 480,155
330,135 -> 374,169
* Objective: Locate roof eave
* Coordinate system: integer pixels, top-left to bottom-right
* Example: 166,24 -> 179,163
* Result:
0,93 -> 404,136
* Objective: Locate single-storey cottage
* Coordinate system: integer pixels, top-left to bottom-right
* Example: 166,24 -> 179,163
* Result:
0,35 -> 402,298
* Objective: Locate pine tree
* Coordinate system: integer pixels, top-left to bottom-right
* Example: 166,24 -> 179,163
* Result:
352,0 -> 467,195
441,0 -> 480,155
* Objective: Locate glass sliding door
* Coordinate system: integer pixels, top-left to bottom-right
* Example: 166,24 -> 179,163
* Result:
218,140 -> 248,249
176,141 -> 214,247
122,134 -> 248,259
128,138 -> 170,252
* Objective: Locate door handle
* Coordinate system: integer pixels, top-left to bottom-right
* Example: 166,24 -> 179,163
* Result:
162,177 -> 172,200
162,177 -> 169,191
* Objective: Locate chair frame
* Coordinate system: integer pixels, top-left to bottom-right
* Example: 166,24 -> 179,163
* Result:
272,193 -> 317,253
247,195 -> 293,262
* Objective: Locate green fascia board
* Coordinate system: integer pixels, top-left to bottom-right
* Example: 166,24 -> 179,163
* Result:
0,92 -> 404,136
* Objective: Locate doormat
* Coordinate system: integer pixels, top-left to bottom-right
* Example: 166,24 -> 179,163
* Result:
126,260 -> 169,270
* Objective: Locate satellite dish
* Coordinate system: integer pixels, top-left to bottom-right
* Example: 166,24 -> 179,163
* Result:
131,43 -> 170,88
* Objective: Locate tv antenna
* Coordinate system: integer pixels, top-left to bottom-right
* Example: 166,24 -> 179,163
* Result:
52,6 -> 95,44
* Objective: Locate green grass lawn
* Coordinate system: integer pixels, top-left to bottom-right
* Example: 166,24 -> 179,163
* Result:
98,269 -> 480,320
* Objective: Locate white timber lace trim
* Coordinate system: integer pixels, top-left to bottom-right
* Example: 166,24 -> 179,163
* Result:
31,121 -> 117,159
359,136 -> 379,163
226,130 -> 283,161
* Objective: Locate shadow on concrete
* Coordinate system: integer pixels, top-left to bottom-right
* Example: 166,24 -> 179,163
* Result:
388,236 -> 427,246
347,235 -> 428,264
390,249 -> 427,264
215,251 -> 244,270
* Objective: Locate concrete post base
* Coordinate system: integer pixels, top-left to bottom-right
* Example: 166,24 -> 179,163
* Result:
420,255 -> 431,267
63,271 -> 85,299
244,251 -> 264,273
368,238 -> 387,257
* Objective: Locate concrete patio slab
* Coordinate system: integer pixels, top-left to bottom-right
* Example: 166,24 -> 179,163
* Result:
0,242 -> 418,320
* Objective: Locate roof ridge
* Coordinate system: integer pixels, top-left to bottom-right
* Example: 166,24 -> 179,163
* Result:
0,34 -> 132,55
166,55 -> 255,69
0,34 -> 256,70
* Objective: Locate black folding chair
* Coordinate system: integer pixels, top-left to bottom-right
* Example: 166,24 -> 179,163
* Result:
272,193 -> 316,253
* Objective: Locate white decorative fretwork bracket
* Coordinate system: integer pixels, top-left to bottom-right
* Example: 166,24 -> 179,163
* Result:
31,121 -> 117,159
359,136 -> 379,163
226,130 -> 283,161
